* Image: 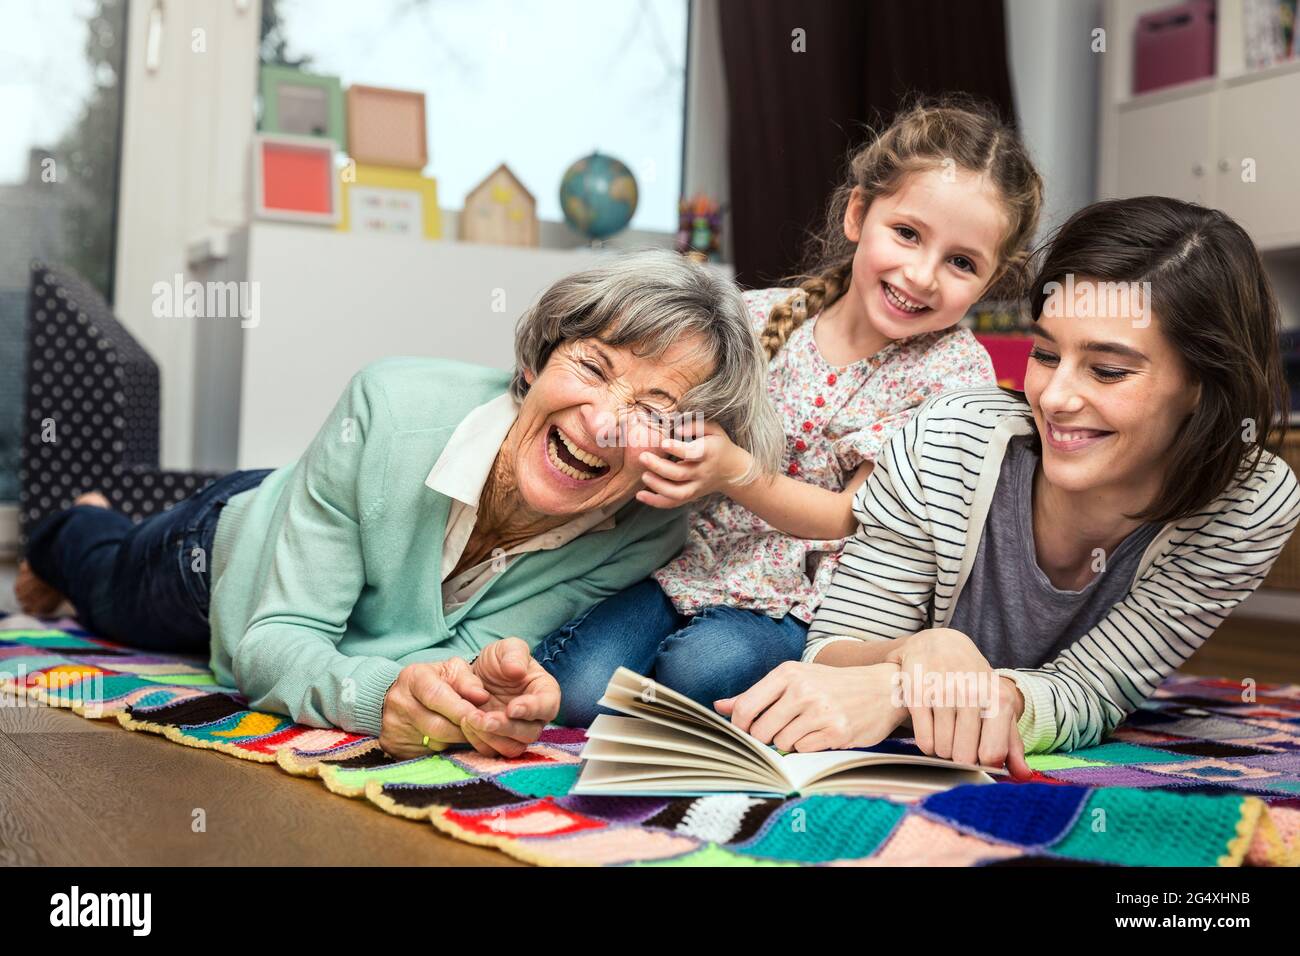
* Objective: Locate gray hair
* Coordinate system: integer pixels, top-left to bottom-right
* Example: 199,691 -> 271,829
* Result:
511,248 -> 783,481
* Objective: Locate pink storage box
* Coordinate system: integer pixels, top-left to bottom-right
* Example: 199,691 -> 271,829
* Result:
974,334 -> 1033,392
1134,0 -> 1216,95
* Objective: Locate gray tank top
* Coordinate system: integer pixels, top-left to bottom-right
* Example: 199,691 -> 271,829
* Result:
947,435 -> 1163,669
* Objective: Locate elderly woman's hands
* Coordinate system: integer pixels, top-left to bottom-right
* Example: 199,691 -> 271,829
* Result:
463,637 -> 561,757
378,638 -> 560,760
635,420 -> 751,509
379,657 -> 493,760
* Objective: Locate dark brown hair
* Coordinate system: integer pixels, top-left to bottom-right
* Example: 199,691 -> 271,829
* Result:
1028,195 -> 1289,524
759,93 -> 1044,358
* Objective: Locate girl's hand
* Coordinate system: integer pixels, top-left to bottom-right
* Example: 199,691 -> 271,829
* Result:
885,628 -> 1032,778
635,420 -> 752,509
714,661 -> 908,752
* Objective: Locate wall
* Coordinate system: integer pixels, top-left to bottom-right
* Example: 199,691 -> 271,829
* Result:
113,0 -> 260,471
682,0 -> 732,262
1005,0 -> 1104,238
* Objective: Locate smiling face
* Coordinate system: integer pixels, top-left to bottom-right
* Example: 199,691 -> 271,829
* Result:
1024,281 -> 1201,505
841,165 -> 1008,341
506,333 -> 714,517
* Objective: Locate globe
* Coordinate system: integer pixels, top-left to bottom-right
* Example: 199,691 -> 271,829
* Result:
559,152 -> 638,240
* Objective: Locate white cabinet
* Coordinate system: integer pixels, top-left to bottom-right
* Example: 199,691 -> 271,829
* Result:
1100,0 -> 1300,251
1216,70 -> 1300,248
1115,90 -> 1216,205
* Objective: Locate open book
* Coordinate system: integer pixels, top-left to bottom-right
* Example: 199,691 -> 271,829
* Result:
572,667 -> 1006,799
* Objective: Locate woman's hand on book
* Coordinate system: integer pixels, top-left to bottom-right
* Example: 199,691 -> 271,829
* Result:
635,420 -> 751,508
885,628 -> 1032,778
714,661 -> 907,751
984,677 -> 1032,780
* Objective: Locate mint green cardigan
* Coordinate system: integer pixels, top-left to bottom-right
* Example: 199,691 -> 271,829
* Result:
209,357 -> 687,737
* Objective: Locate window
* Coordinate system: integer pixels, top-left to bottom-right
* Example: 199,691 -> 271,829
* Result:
262,0 -> 689,233
0,0 -> 127,504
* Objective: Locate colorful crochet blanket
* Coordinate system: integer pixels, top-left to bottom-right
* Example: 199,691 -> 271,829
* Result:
2,614 -> 1299,867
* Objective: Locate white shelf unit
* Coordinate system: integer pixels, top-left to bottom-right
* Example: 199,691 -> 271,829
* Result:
1098,0 -> 1300,603
1099,0 -> 1300,256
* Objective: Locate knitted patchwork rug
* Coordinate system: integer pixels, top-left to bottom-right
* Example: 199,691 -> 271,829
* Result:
3,613 -> 1299,867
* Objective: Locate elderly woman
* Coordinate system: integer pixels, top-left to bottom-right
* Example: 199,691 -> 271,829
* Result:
17,249 -> 782,759
716,197 -> 1300,773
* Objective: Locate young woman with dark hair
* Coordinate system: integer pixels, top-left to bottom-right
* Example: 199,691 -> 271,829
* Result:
715,195 -> 1300,776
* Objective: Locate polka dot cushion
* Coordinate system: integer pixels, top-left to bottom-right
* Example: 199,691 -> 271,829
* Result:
20,262 -> 222,542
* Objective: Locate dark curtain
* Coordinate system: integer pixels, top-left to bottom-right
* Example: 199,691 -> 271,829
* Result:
719,0 -> 1018,288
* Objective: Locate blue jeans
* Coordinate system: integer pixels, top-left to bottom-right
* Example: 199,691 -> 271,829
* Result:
535,578 -> 808,727
23,470 -> 273,654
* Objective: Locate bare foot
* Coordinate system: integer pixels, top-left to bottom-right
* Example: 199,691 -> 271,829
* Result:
15,492 -> 109,616
15,560 -> 66,616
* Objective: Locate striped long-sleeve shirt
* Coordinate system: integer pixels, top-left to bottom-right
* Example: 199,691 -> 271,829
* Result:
803,386 -> 1300,754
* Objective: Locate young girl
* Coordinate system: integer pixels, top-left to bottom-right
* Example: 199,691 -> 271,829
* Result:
536,97 -> 1045,726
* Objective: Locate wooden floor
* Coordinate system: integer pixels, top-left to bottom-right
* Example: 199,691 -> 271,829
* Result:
0,561 -> 514,866
0,560 -> 1294,866
0,695 -> 520,866
1178,614 -> 1300,686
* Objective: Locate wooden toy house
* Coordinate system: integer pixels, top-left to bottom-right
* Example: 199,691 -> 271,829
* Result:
459,163 -> 538,246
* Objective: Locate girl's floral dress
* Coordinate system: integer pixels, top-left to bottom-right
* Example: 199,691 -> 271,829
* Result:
653,286 -> 998,623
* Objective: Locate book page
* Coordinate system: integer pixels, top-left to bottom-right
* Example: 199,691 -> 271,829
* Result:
600,668 -> 786,775
805,764 -> 995,797
585,714 -> 764,774
778,749 -> 1007,791
572,758 -> 788,797
579,735 -> 777,787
